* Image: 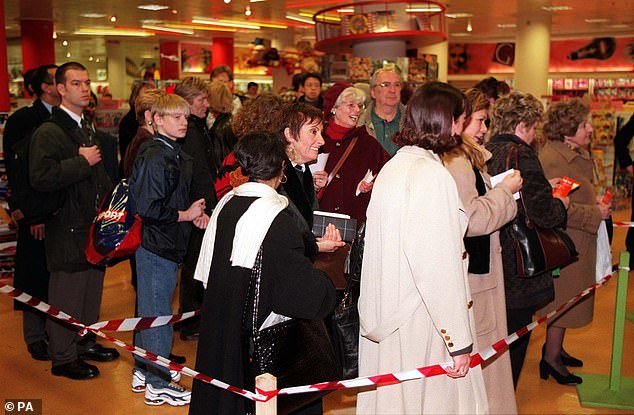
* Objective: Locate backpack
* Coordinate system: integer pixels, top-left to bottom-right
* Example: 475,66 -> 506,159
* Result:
85,179 -> 142,266
8,120 -> 66,223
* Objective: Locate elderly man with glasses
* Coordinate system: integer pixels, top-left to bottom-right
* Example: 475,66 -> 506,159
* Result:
359,66 -> 405,156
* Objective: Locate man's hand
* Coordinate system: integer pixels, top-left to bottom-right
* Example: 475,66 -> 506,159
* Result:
30,223 -> 45,240
79,145 -> 102,166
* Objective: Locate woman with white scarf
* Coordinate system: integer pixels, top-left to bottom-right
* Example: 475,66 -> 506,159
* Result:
189,131 -> 337,415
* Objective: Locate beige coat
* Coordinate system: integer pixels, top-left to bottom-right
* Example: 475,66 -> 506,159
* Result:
358,146 -> 488,415
444,151 -> 518,415
537,140 -> 602,327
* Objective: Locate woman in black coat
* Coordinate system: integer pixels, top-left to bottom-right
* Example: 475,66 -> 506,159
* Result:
485,91 -> 569,388
189,131 -> 337,414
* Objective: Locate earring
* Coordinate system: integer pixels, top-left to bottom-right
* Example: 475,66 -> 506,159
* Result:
331,110 -> 336,115
280,174 -> 287,184
288,145 -> 297,163
147,121 -> 153,126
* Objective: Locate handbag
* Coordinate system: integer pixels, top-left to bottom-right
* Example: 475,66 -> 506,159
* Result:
331,222 -> 365,379
506,145 -> 578,278
243,249 -> 340,414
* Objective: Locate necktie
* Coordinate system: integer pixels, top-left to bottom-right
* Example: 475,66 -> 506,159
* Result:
81,118 -> 95,145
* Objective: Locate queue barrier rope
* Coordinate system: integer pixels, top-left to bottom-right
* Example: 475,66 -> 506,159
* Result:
0,270 -> 615,402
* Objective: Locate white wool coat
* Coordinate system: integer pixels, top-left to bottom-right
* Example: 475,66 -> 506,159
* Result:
357,146 -> 489,415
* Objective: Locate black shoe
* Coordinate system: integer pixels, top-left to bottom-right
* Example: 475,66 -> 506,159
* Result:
179,332 -> 199,341
560,349 -> 583,367
169,353 -> 187,364
27,340 -> 50,361
52,359 -> 99,380
79,343 -> 120,362
539,359 -> 582,385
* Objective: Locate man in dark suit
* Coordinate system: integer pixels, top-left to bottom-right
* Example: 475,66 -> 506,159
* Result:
2,64 -> 58,361
29,62 -> 119,380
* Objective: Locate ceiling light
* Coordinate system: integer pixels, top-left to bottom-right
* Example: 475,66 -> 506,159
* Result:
140,19 -> 164,24
584,18 -> 610,23
445,13 -> 473,19
300,11 -> 339,22
80,13 -> 107,18
74,27 -> 154,37
96,58 -> 101,63
52,31 -> 57,39
336,8 -> 354,13
171,9 -> 178,14
497,23 -> 517,28
192,16 -> 261,29
89,56 -> 94,61
250,0 -> 266,2
405,5 -> 442,13
605,23 -> 629,28
62,40 -> 68,46
166,23 -> 237,32
286,13 -> 314,25
466,20 -> 472,32
66,52 -> 71,58
224,0 -> 231,2
142,24 -> 194,34
245,6 -> 252,16
541,5 -> 572,11
110,15 -> 117,22
137,4 -> 169,11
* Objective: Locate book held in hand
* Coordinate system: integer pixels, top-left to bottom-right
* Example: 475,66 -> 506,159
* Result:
312,210 -> 358,242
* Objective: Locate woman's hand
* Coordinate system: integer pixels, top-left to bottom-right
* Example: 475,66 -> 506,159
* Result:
596,196 -> 612,219
358,179 -> 374,194
313,170 -> 328,191
193,213 -> 210,229
501,169 -> 523,194
316,223 -> 345,252
548,177 -> 562,188
445,353 -> 471,378
555,195 -> 570,209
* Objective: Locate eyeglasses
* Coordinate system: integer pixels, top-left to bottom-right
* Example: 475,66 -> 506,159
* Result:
377,81 -> 402,89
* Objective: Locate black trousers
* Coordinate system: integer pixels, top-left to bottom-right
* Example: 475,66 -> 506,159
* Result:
47,268 -> 104,366
179,227 -> 205,333
14,224 -> 50,345
506,305 -> 537,388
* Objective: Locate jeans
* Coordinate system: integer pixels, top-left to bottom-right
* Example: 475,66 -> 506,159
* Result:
134,245 -> 178,387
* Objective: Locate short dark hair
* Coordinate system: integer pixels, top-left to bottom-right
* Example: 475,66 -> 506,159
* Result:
474,76 -> 500,101
234,131 -> 286,182
302,72 -> 322,87
30,64 -> 58,97
393,81 -> 464,154
55,62 -> 87,85
210,64 -> 233,81
291,73 -> 305,92
281,103 -> 323,142
247,81 -> 258,89
128,80 -> 154,108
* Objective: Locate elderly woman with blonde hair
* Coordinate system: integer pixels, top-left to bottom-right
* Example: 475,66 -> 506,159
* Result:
536,98 -> 610,385
443,88 -> 521,413
316,82 -> 390,224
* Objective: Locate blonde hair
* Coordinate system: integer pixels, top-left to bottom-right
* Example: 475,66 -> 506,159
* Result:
333,86 -> 365,109
151,94 -> 191,119
174,76 -> 209,105
134,89 -> 163,125
489,91 -> 543,138
208,80 -> 233,114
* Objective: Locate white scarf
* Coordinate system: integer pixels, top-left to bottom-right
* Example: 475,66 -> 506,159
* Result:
193,182 -> 289,288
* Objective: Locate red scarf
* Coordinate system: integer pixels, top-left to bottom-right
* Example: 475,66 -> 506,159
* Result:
326,122 -> 354,140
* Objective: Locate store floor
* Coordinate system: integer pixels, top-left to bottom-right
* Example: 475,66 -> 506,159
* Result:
1,210 -> 633,415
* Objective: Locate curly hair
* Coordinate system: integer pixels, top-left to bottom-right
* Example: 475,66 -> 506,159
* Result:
232,94 -> 285,139
542,98 -> 590,142
488,91 -> 543,138
393,81 -> 464,154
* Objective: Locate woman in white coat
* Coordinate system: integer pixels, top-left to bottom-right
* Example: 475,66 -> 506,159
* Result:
358,82 -> 489,414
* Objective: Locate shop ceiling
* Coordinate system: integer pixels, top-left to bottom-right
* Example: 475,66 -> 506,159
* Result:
4,0 -> 634,47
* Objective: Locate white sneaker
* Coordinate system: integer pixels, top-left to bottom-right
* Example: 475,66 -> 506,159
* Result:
144,383 -> 191,406
131,369 -> 182,392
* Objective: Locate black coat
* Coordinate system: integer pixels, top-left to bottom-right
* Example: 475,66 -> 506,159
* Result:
486,134 -> 567,309
189,196 -> 336,415
129,134 -> 193,263
29,107 -> 113,272
182,114 -> 219,214
209,112 -> 236,172
117,108 -> 138,175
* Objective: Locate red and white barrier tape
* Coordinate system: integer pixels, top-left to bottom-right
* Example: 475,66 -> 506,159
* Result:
0,271 -> 615,402
87,311 -> 198,332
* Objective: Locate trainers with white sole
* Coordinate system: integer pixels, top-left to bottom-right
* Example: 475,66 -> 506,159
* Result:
144,383 -> 191,406
132,369 -> 181,392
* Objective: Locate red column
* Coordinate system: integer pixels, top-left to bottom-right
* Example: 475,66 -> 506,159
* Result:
21,19 -> 55,72
212,37 -> 234,73
0,0 -> 10,111
160,41 -> 180,80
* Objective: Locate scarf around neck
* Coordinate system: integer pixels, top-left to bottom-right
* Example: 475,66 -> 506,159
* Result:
193,181 -> 289,288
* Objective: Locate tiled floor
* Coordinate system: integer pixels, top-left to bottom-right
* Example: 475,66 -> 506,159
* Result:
1,210 -> 633,414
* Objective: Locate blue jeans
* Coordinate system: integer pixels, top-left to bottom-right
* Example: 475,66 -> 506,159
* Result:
134,245 -> 178,387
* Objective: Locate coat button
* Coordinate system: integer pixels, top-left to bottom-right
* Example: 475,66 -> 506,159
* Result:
444,335 -> 451,341
462,251 -> 467,259
334,206 -> 340,211
467,300 -> 473,309
335,142 -> 341,147
448,342 -> 454,347
440,329 -> 446,334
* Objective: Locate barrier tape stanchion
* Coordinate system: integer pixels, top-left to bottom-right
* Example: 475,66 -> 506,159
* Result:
0,270 -> 617,402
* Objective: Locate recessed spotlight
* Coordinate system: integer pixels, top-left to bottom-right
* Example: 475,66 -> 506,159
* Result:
541,5 -> 572,11
497,23 -> 517,28
224,0 -> 231,3
405,6 -> 442,12
52,31 -> 57,39
66,52 -> 71,58
62,40 -> 68,46
96,58 -> 101,63
137,4 -> 169,11
245,5 -> 252,16
80,13 -> 107,18
171,9 -> 178,14
110,15 -> 117,22
466,20 -> 472,32
445,13 -> 473,19
584,18 -> 610,23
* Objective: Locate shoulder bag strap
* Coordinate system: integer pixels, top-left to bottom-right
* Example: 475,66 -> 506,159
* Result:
505,144 -> 533,228
324,136 -> 359,189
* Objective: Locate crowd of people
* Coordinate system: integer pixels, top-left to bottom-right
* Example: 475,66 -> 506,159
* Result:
4,60 -> 615,414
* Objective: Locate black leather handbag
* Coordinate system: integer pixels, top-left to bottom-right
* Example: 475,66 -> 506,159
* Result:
331,222 -> 365,379
506,146 -> 578,278
243,249 -> 340,414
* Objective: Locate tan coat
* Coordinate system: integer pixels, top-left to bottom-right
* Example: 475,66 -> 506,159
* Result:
358,146 -> 488,415
445,151 -> 518,415
537,140 -> 602,327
